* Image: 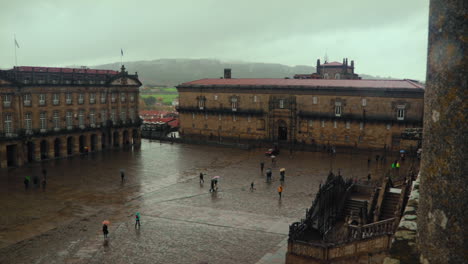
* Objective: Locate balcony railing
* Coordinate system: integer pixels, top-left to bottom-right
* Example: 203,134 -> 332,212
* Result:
24,100 -> 31,106
298,111 -> 422,124
3,101 -> 11,107
177,106 -> 264,116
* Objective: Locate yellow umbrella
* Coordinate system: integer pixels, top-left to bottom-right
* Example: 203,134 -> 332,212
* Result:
280,168 -> 286,172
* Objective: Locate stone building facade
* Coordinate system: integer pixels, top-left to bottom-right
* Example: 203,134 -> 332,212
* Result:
176,75 -> 424,151
0,65 -> 141,168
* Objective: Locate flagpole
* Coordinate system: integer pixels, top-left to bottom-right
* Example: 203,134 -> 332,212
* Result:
14,35 -> 17,66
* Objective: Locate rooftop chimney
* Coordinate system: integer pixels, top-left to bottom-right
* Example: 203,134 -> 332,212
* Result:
224,68 -> 231,79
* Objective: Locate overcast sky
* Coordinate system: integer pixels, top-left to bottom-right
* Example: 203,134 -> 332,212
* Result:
0,0 -> 429,80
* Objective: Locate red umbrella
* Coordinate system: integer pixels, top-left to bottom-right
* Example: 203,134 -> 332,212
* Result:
102,220 -> 110,225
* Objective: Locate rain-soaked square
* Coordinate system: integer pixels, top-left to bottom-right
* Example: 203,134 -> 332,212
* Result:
0,141 -> 401,264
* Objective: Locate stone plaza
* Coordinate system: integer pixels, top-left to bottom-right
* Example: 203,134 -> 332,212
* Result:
0,141 -> 404,264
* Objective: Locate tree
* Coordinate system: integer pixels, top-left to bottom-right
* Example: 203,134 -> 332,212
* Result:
143,96 -> 157,106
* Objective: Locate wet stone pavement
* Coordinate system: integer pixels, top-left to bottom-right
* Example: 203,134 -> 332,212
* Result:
0,140 -> 403,264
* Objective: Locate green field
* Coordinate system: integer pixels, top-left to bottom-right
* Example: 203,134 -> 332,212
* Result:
140,93 -> 178,104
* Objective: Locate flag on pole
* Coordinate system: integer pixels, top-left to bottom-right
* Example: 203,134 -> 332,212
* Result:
121,48 -> 123,56
14,37 -> 20,48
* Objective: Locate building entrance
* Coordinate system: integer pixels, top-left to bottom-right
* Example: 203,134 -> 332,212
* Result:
278,120 -> 288,141
6,144 -> 17,167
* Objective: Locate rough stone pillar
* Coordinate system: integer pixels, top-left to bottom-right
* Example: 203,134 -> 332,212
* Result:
48,138 -> 55,159
16,142 -> 25,167
418,1 -> 467,263
96,134 -> 102,151
0,144 -> 7,168
73,136 -> 80,154
34,140 -> 42,161
60,136 -> 68,157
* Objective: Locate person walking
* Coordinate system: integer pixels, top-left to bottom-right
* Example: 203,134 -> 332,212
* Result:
135,212 -> 141,228
199,173 -> 204,184
120,169 -> 125,183
266,169 -> 272,182
250,181 -> 255,191
260,162 -> 264,174
41,178 -> 47,191
367,173 -> 371,182
103,224 -> 109,239
24,176 -> 30,190
210,179 -> 215,192
278,185 -> 283,199
280,169 -> 285,182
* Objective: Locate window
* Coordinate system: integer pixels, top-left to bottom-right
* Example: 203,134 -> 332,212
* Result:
66,93 -> 72,104
25,113 -> 32,132
130,93 -> 135,102
321,120 -> 325,127
101,110 -> 107,126
100,92 -> 107,103
324,73 -> 329,79
279,99 -> 285,109
386,124 -> 391,130
78,93 -> 84,104
66,111 -> 73,129
129,109 -> 135,122
78,110 -> 85,128
358,136 -> 363,143
214,95 -> 218,100
359,122 -> 364,130
335,73 -> 340,79
52,93 -> 60,105
257,119 -> 265,130
90,93 -> 96,104
218,114 -> 222,121
397,106 -> 405,120
308,120 -> 313,127
335,102 -> 342,117
231,97 -> 238,111
362,98 -> 367,107
39,94 -> 46,106
90,110 -> 96,126
120,108 -> 127,123
233,115 -> 237,122
253,95 -> 257,102
346,121 -> 350,129
345,135 -> 350,142
3,95 -> 11,107
248,115 -> 251,122
334,121 -> 337,128
40,112 -> 47,131
313,96 -> 318,104
204,113 -> 208,120
198,97 -> 205,110
111,109 -> 116,123
111,93 -> 116,103
192,113 -> 195,119
24,94 -> 31,106
120,92 -> 126,102
4,113 -> 13,134
53,111 -> 60,130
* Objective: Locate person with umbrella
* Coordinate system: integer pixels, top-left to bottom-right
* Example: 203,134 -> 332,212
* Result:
135,212 -> 141,228
212,176 -> 220,191
102,220 -> 110,239
199,172 -> 204,184
280,168 -> 286,182
278,185 -> 283,199
266,168 -> 272,182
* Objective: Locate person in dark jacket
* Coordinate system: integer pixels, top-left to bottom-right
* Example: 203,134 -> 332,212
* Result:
103,224 -> 109,238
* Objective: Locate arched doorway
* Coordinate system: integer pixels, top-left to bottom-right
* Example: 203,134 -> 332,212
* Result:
90,134 -> 97,151
40,140 -> 49,160
79,135 -> 86,153
101,133 -> 107,149
123,130 -> 130,146
26,141 -> 35,162
113,131 -> 120,147
277,120 -> 288,141
67,137 -> 74,155
54,138 -> 61,158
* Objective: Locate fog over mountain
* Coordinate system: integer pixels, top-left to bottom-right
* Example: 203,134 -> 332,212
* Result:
93,59 -> 393,87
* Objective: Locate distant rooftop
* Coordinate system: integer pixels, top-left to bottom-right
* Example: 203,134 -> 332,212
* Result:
178,78 -> 424,90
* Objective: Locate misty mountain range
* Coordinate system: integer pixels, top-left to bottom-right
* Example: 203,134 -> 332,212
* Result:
93,59 -> 391,87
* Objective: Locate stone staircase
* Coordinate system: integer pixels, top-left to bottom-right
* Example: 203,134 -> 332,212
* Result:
343,199 -> 368,219
380,189 -> 401,220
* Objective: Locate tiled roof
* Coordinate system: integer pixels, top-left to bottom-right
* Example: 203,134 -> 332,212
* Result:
178,78 -> 424,90
15,66 -> 119,75
322,61 -> 343,66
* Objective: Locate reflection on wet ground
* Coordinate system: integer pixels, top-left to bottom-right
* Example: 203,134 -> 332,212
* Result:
0,140 -> 410,264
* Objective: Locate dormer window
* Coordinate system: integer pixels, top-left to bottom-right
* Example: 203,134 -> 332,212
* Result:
397,105 -> 405,120
231,96 -> 238,111
335,102 -> 342,117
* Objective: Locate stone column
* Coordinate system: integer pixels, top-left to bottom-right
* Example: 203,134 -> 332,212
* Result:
96,134 -> 102,151
73,135 -> 80,154
60,136 -> 68,157
0,143 -> 7,168
418,0 -> 467,263
48,137 -> 55,159
34,140 -> 42,161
